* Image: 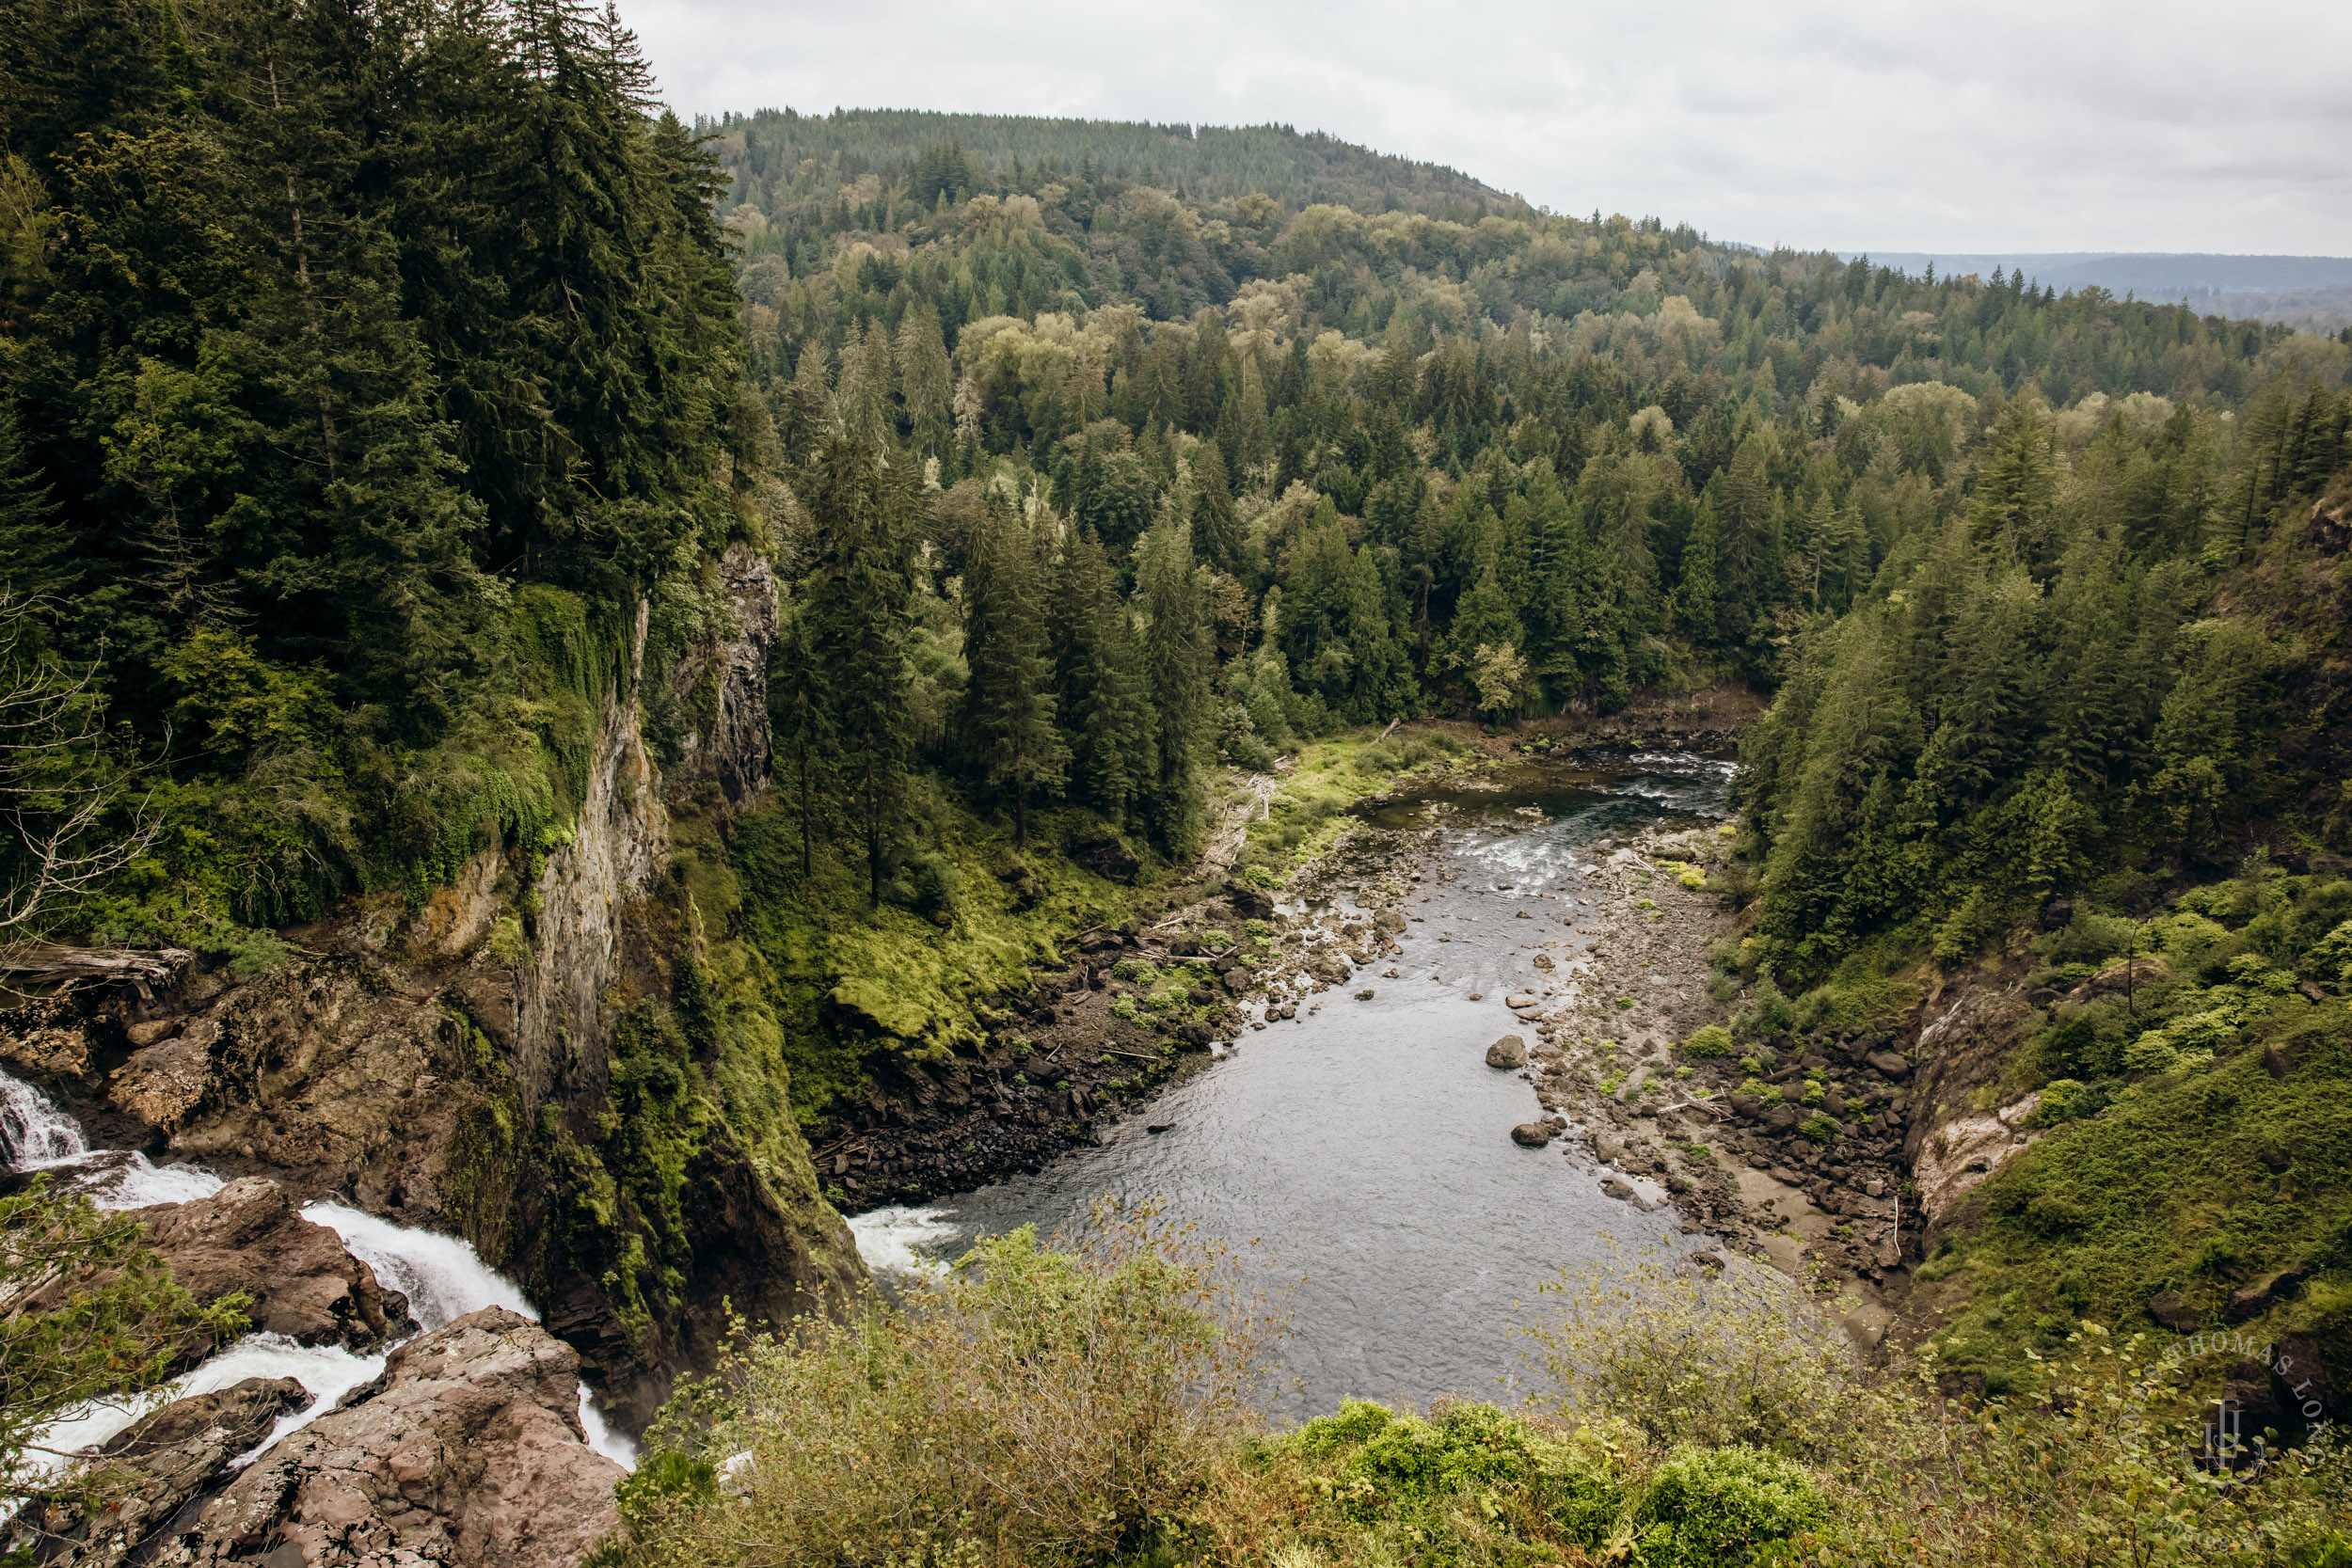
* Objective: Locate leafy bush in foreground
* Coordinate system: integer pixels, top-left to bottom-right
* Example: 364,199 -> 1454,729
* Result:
601,1225 -> 2351,1568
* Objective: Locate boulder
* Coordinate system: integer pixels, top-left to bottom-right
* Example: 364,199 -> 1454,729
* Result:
7,1376 -> 307,1567
1510,1121 -> 1554,1148
1599,1174 -> 1664,1212
1485,1035 -> 1529,1069
1866,1052 -> 1912,1079
1762,1105 -> 1801,1132
1309,953 -> 1353,987
1726,1093 -> 1763,1118
2225,1264 -> 2311,1323
2146,1291 -> 2202,1331
1069,831 -> 1139,884
1504,991 -> 1539,1009
1592,1132 -> 1626,1165
133,1178 -> 415,1354
109,1024 -> 217,1131
175,1307 -> 623,1568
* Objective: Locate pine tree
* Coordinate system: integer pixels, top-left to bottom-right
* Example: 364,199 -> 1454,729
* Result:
1136,522 -> 1213,856
0,400 -> 71,598
805,436 -> 914,905
1050,531 -> 1151,819
1969,396 -> 2060,564
835,318 -> 896,450
1190,440 -> 1242,578
894,301 -> 952,455
768,601 -> 833,878
962,497 -> 1066,844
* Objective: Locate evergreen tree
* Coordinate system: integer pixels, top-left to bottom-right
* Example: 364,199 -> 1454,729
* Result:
1190,440 -> 1242,578
1136,520 -> 1213,856
805,437 -> 914,905
962,497 -> 1066,844
895,301 -> 953,454
768,602 -> 833,878
0,401 -> 70,598
1050,530 -> 1151,819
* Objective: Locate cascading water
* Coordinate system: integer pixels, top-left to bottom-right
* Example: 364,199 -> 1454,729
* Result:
2,1068 -> 636,1474
1,1069 -> 86,1164
2,1069 -> 225,1210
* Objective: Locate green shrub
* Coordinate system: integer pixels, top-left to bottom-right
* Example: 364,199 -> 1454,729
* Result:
1631,1445 -> 1826,1568
1798,1114 -> 1838,1144
1111,958 -> 1160,984
1680,1024 -> 1735,1058
610,1211 -> 1273,1568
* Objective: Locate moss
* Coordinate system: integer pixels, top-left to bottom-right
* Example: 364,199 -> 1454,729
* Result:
729,790 -> 1146,1121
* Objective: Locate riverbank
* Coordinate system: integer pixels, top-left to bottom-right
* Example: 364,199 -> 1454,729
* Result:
806,728 -> 1486,1209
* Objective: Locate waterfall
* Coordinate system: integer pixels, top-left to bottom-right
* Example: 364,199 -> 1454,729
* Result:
302,1202 -> 536,1331
1,1067 -> 88,1165
3,1069 -> 636,1473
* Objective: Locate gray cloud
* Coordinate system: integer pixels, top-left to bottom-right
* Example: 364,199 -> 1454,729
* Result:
626,0 -> 2352,254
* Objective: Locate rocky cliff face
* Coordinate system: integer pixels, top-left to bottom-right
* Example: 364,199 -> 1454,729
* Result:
16,544 -> 861,1428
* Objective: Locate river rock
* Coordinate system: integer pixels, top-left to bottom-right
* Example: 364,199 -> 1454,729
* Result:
178,1307 -> 623,1568
1865,1051 -> 1912,1078
8,1376 -> 308,1566
1504,991 -> 1539,1009
133,1177 -> 416,1354
1592,1132 -> 1627,1164
1510,1120 -> 1554,1148
1599,1174 -> 1663,1212
1310,953 -> 1353,987
2146,1291 -> 2202,1331
1485,1035 -> 1529,1069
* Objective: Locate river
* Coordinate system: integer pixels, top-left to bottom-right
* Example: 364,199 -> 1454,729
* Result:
850,753 -> 1736,1417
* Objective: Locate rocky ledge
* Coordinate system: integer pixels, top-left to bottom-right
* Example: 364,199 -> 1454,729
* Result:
7,1177 -> 415,1370
13,1309 -> 623,1568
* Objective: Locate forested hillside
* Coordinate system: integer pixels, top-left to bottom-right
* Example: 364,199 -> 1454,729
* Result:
4,16 -> 2350,1121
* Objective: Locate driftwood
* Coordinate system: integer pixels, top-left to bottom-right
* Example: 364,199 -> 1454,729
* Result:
0,944 -> 194,997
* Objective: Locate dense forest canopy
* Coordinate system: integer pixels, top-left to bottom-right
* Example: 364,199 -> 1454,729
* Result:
2,8 -> 2348,999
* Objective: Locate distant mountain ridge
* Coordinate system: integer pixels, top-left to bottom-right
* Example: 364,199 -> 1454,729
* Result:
1851,251 -> 2352,297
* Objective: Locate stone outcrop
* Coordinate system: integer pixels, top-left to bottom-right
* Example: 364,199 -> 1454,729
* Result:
1485,1035 -> 1528,1069
8,1377 -> 306,1567
10,1178 -> 412,1360
136,1179 -> 417,1351
176,1308 -> 622,1567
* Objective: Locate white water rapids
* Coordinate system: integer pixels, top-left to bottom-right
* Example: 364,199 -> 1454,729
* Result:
2,1069 -> 636,1478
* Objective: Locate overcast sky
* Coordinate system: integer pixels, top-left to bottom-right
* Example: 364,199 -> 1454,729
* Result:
625,0 -> 2352,257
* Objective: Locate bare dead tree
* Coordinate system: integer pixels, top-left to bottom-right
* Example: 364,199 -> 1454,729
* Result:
0,594 -> 164,966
